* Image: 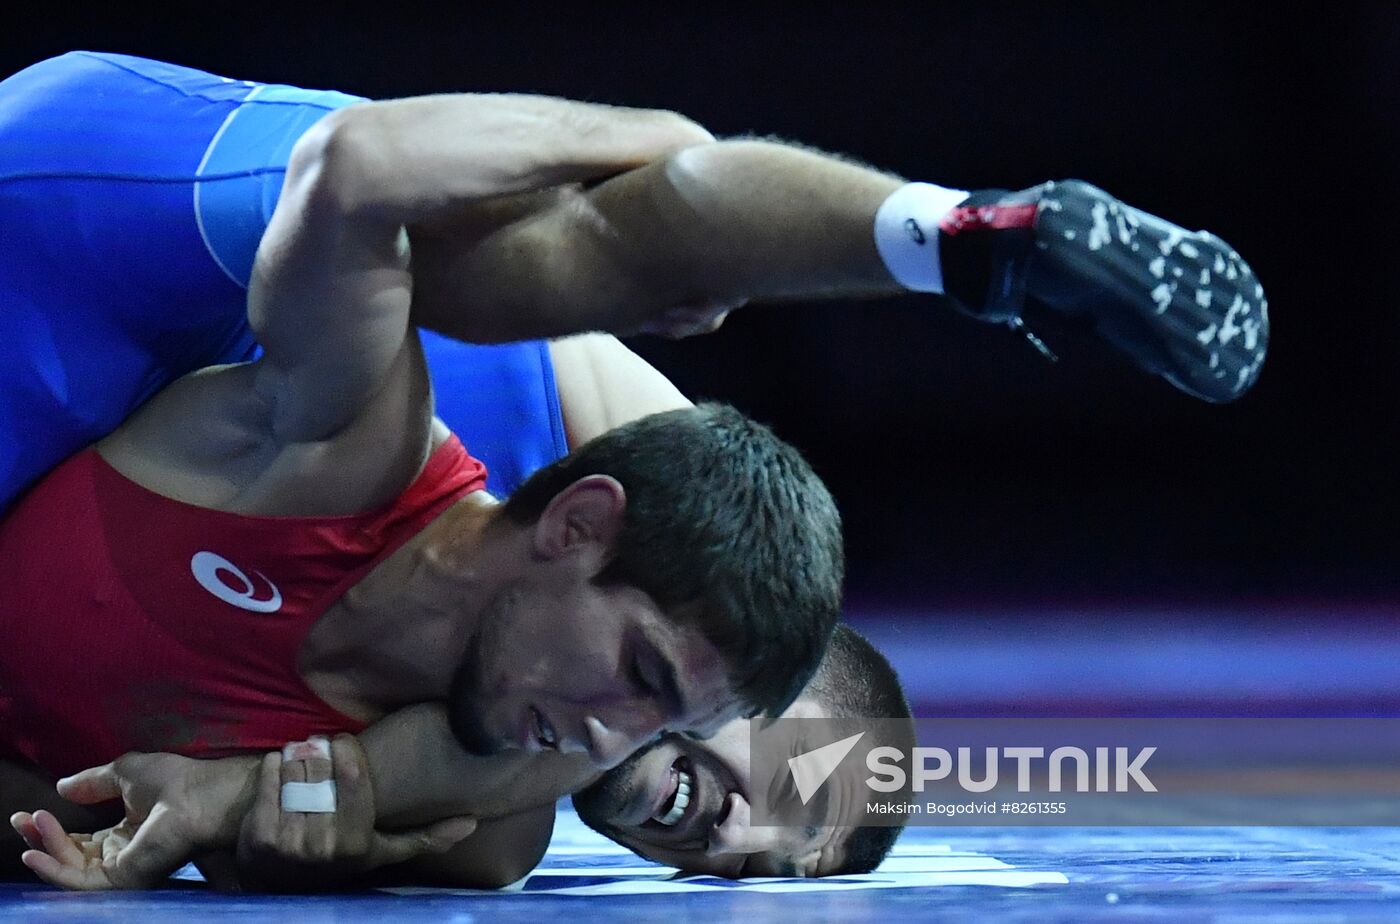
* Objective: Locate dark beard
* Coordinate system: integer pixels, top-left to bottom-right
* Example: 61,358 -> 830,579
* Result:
571,745 -> 651,830
446,648 -> 504,756
445,585 -> 516,756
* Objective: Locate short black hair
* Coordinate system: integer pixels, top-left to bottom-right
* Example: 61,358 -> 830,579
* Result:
807,624 -> 914,875
503,403 -> 843,719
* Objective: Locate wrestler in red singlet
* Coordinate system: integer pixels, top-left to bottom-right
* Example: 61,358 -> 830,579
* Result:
0,436 -> 486,777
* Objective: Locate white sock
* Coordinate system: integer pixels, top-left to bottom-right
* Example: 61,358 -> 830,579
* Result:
873,182 -> 969,294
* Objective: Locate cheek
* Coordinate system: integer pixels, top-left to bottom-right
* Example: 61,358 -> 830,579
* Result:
521,621 -> 616,692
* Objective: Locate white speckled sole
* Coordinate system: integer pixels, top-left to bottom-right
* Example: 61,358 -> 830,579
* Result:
1030,180 -> 1269,402
943,180 -> 1269,403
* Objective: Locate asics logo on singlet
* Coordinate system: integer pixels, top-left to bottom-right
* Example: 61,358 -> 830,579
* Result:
190,551 -> 283,613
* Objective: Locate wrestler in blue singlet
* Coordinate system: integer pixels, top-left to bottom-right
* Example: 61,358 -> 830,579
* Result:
0,51 -> 567,511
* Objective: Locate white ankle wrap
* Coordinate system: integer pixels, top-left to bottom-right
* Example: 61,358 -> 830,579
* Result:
873,182 -> 969,293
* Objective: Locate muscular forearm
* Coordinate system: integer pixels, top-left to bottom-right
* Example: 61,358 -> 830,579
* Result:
358,704 -> 589,827
409,140 -> 908,341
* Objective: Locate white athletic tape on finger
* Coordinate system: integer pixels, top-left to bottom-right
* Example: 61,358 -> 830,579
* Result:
282,736 -> 331,762
281,780 -> 337,813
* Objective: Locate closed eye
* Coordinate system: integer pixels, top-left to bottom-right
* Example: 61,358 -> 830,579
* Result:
628,651 -> 655,696
628,641 -> 685,720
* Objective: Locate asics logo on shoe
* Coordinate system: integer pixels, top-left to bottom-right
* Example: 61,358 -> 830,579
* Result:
190,550 -> 283,613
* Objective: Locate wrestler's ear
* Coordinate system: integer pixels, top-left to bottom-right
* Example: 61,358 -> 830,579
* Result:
532,475 -> 626,564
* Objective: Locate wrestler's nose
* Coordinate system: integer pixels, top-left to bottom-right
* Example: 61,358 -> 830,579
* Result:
706,793 -> 770,856
581,715 -> 649,769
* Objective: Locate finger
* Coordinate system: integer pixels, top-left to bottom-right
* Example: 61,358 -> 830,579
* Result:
100,823 -> 132,868
275,750 -> 314,858
299,743 -> 335,854
299,762 -> 333,815
300,743 -> 338,861
55,762 -> 123,805
74,835 -> 101,863
237,756 -> 287,887
105,804 -> 191,889
280,757 -> 308,785
31,810 -> 88,869
330,735 -> 373,832
245,752 -> 283,841
21,847 -> 108,890
275,745 -> 311,849
369,816 -> 478,868
282,737 -> 331,763
10,812 -> 43,852
283,737 -> 333,786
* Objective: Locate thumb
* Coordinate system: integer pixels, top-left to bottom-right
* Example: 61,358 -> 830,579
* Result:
106,804 -> 189,889
369,816 -> 478,867
56,763 -> 123,805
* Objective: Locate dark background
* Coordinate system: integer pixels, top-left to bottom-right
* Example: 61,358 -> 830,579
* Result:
5,2 -> 1396,611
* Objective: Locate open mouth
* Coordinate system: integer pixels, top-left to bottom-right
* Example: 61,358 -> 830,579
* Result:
650,755 -> 694,827
531,706 -> 557,750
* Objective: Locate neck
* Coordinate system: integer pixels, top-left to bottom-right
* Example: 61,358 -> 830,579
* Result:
315,493 -> 516,711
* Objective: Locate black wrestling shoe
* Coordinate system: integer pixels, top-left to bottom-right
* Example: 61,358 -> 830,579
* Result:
939,180 -> 1269,403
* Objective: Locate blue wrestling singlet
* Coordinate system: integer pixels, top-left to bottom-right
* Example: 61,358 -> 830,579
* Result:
0,51 -> 567,510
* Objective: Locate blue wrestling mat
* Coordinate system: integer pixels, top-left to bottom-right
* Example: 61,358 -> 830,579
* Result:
4,811 -> 1400,922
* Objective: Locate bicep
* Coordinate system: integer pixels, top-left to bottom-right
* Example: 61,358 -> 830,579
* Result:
247,120 -> 418,446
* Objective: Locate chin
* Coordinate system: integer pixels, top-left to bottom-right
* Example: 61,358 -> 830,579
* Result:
447,660 -> 505,756
449,711 -> 506,756
572,752 -> 642,831
573,740 -> 679,837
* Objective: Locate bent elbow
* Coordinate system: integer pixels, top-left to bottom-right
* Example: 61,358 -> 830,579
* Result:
282,104 -> 382,220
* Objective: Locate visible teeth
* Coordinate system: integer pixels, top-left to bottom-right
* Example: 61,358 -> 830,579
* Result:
661,785 -> 690,825
655,770 -> 693,826
536,710 -> 555,747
